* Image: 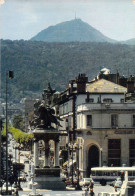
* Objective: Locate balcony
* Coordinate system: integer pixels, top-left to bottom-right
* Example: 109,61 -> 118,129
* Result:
77,102 -> 135,112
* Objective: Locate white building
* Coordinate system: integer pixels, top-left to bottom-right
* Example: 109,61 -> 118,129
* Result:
47,73 -> 135,177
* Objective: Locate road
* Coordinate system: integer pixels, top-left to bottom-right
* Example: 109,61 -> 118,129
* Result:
19,190 -> 84,196
18,184 -> 115,196
7,135 -> 116,196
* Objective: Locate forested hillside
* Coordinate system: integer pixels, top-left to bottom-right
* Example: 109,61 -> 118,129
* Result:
1,39 -> 135,102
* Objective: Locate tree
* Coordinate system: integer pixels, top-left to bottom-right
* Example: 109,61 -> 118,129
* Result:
13,115 -> 24,131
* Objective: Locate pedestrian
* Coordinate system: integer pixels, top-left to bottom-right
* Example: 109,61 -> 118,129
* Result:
88,180 -> 94,196
120,171 -> 124,182
114,185 -> 117,192
89,188 -> 95,196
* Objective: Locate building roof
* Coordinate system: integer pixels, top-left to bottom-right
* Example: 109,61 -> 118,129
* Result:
86,79 -> 127,93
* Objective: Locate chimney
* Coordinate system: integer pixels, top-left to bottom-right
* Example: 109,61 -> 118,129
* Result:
116,72 -> 119,84
98,72 -> 104,80
69,81 -> 73,94
76,74 -> 88,93
127,80 -> 134,93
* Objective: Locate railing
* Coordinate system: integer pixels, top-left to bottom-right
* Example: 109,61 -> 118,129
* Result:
77,103 -> 135,112
119,181 -> 128,196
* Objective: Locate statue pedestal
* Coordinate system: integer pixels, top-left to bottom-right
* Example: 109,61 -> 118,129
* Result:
34,168 -> 66,190
32,128 -> 66,190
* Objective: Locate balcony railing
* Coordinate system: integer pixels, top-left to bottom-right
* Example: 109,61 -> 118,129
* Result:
77,103 -> 135,112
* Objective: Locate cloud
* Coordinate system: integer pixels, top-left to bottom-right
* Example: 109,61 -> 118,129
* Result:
0,0 -> 5,5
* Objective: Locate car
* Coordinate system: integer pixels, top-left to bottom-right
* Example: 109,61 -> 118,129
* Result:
79,178 -> 93,187
2,182 -> 14,193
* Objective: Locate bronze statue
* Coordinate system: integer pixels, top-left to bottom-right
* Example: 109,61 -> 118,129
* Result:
30,102 -> 61,129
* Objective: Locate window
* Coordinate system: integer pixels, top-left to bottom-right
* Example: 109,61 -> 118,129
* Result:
68,116 -> 72,130
111,114 -> 118,128
89,99 -> 94,103
108,139 -> 121,166
133,115 -> 135,127
87,115 -> 92,126
129,140 -> 135,166
86,98 -> 94,103
121,99 -> 124,103
103,99 -> 113,103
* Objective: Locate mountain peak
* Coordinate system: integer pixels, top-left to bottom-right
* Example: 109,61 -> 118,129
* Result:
30,19 -> 115,43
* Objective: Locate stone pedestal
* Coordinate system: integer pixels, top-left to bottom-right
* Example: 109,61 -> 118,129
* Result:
32,128 -> 66,190
34,168 -> 66,190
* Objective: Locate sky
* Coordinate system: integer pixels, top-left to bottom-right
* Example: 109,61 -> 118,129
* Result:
1,0 -> 135,41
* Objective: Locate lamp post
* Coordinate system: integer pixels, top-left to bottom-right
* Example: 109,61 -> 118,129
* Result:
14,145 -> 18,188
0,119 -> 2,194
71,144 -> 74,185
16,143 -> 23,190
100,148 -> 103,167
5,71 -> 14,195
75,143 -> 81,190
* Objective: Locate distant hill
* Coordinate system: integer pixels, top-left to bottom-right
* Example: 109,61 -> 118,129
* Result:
31,19 -> 115,43
120,38 -> 135,45
1,40 -> 135,102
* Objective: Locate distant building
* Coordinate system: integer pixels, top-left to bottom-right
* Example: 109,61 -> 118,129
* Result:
43,70 -> 135,177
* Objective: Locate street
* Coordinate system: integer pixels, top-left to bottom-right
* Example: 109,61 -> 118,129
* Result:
7,134 -> 116,196
18,184 -> 115,196
19,190 -> 84,196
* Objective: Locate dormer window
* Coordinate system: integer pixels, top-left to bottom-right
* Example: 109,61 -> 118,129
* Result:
103,99 -> 113,103
121,99 -> 124,103
85,93 -> 94,103
86,98 -> 94,103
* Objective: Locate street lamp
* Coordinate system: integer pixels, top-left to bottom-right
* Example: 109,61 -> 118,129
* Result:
100,148 -> 103,167
75,143 -> 81,190
16,143 -> 23,190
68,143 -> 74,186
71,144 -> 74,186
5,71 -> 14,195
0,119 -> 3,194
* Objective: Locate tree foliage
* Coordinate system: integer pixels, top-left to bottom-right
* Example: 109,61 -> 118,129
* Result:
1,39 -> 135,102
2,125 -> 34,147
12,114 -> 24,130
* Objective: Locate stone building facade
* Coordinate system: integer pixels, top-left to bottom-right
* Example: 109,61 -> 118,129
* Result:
45,71 -> 135,178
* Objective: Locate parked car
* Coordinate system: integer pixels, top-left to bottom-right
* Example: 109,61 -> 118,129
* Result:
2,183 -> 14,194
79,178 -> 93,187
